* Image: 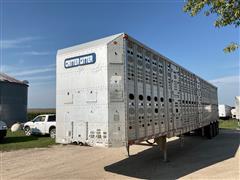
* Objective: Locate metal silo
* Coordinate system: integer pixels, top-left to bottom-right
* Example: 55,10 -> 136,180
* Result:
0,73 -> 28,127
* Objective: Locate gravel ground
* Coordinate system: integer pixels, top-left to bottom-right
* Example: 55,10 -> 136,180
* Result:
1,129 -> 239,180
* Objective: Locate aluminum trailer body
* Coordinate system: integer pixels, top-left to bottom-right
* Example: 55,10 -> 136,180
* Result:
218,104 -> 232,119
56,33 -> 218,148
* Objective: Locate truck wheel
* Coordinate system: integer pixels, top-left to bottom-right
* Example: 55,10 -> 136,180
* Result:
50,128 -> 56,139
209,124 -> 213,139
194,128 -> 201,136
24,126 -> 31,136
214,122 -> 218,136
205,124 -> 213,139
216,121 -> 219,135
212,123 -> 216,137
0,130 -> 7,140
184,132 -> 191,136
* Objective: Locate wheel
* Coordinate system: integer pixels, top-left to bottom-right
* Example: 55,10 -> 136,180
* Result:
216,121 -> 219,135
212,123 -> 216,137
205,124 -> 213,139
194,128 -> 202,136
24,126 -> 31,136
209,124 -> 213,139
214,122 -> 218,136
183,132 -> 191,136
49,128 -> 56,139
0,130 -> 7,140
204,125 -> 209,138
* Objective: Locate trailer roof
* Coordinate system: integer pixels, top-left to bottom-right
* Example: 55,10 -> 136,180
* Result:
57,33 -> 124,55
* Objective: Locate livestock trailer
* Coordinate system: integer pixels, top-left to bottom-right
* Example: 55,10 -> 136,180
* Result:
218,104 -> 232,119
56,33 -> 218,159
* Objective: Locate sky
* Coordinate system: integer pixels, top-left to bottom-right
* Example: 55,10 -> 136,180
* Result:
0,0 -> 239,108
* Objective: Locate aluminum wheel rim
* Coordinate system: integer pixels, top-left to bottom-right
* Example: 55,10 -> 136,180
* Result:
25,128 -> 31,136
50,130 -> 56,139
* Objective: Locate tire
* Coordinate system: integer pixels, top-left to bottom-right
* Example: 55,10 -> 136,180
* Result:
204,125 -> 209,138
212,123 -> 216,137
216,121 -> 219,135
24,126 -> 31,136
205,124 -> 213,139
49,128 -> 56,139
214,122 -> 218,136
0,130 -> 7,140
209,124 -> 213,139
194,128 -> 201,136
184,132 -> 191,136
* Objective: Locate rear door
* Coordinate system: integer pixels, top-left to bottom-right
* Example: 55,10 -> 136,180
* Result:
46,115 -> 56,133
33,116 -> 46,134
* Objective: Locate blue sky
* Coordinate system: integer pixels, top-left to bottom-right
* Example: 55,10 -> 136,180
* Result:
0,0 -> 239,108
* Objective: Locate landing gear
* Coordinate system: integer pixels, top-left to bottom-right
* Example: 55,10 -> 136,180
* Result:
126,144 -> 130,157
155,136 -> 168,162
179,134 -> 184,147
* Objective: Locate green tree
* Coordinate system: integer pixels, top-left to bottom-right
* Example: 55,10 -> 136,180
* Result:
183,0 -> 240,53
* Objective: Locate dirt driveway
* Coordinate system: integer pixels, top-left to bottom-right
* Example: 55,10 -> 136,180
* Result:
1,129 -> 239,180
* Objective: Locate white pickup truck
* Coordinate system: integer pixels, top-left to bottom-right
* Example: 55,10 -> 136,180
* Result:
0,121 -> 7,140
24,114 -> 56,138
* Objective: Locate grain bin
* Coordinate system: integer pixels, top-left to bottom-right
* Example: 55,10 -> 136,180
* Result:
56,33 -> 218,157
0,73 -> 28,127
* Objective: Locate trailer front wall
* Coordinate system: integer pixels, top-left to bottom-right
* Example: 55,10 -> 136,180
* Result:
125,37 -> 218,143
56,45 -> 110,146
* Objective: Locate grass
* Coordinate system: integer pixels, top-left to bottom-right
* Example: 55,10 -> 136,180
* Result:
0,130 -> 56,152
219,119 -> 239,130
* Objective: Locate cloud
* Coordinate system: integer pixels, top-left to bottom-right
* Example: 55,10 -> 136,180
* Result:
21,51 -> 52,56
209,75 -> 240,84
27,75 -> 55,81
0,37 -> 39,49
2,64 -> 55,78
11,65 -> 55,77
209,75 -> 240,106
